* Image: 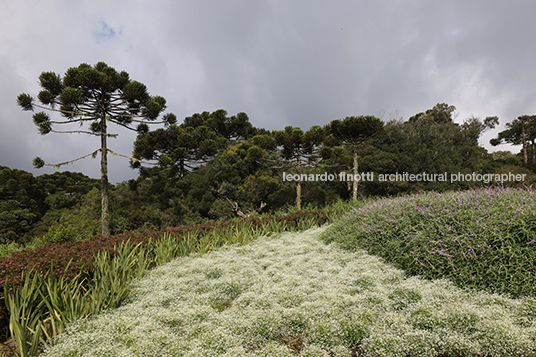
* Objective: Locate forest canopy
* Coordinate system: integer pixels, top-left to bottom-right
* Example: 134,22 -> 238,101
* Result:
3,103 -> 535,245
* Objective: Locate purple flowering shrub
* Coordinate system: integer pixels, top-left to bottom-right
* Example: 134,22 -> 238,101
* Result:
322,187 -> 536,298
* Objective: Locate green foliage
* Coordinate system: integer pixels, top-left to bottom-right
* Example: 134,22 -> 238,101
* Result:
382,105 -> 471,172
0,166 -> 47,244
322,187 -> 536,298
491,115 -> 536,165
0,167 -> 46,215
132,124 -> 225,178
0,241 -> 24,258
130,111 -> 264,223
327,115 -> 384,145
16,93 -> 34,111
133,109 -> 257,179
42,225 -> 79,244
461,115 -> 498,145
39,268 -> 92,341
37,186 -> 101,241
32,112 -> 52,135
32,157 -> 45,169
273,125 -> 325,165
5,102 -> 536,250
19,62 -> 173,139
366,103 -> 507,195
88,244 -> 150,312
269,125 -> 329,208
4,269 -> 45,357
0,209 -> 328,355
322,116 -> 385,200
251,134 -> 276,150
2,246 -> 150,356
38,171 -> 100,197
492,164 -> 536,187
0,209 -> 37,245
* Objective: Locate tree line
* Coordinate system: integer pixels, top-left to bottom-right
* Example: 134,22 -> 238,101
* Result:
7,62 -> 535,245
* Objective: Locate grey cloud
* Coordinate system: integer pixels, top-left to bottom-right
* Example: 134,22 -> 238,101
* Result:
1,0 -> 534,183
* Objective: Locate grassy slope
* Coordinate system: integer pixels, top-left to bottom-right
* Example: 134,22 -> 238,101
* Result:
41,227 -> 536,357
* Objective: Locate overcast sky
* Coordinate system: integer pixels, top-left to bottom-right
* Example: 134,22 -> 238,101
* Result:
1,0 -> 535,184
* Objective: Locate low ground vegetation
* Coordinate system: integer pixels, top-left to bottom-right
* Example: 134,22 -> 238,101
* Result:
41,227 -> 536,356
3,188 -> 536,356
0,210 -> 331,356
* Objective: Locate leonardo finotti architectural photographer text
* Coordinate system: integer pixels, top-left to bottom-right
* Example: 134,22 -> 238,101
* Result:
282,172 -> 527,184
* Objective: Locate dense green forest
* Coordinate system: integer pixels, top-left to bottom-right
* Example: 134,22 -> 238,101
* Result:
2,103 -> 535,246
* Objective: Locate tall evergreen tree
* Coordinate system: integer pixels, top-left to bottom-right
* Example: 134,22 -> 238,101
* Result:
131,110 -> 256,211
182,109 -> 256,141
272,125 -> 324,209
17,62 -> 176,235
375,104 -> 499,192
491,115 -> 536,165
324,116 -> 384,200
132,110 -> 255,177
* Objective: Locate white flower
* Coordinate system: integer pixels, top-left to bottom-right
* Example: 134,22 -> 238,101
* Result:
41,227 -> 536,356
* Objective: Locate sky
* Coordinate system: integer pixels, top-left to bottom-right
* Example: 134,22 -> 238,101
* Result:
1,0 -> 535,184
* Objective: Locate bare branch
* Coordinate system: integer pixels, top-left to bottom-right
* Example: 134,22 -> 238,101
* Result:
32,102 -> 94,118
42,150 -> 101,169
226,198 -> 267,217
107,120 -> 139,132
50,130 -> 119,137
226,197 -> 248,218
107,149 -> 156,165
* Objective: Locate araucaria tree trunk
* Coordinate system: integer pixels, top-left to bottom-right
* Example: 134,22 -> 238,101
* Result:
296,181 -> 302,210
296,152 -> 302,210
100,115 -> 109,236
352,151 -> 359,201
522,121 -> 528,164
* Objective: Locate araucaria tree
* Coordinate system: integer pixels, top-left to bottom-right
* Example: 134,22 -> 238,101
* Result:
325,116 -> 384,200
491,115 -> 536,164
272,125 -> 324,209
17,62 -> 176,235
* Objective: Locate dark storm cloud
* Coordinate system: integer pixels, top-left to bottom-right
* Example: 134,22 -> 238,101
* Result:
1,0 -> 535,183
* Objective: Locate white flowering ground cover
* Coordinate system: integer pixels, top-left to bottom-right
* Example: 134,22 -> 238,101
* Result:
41,227 -> 536,357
